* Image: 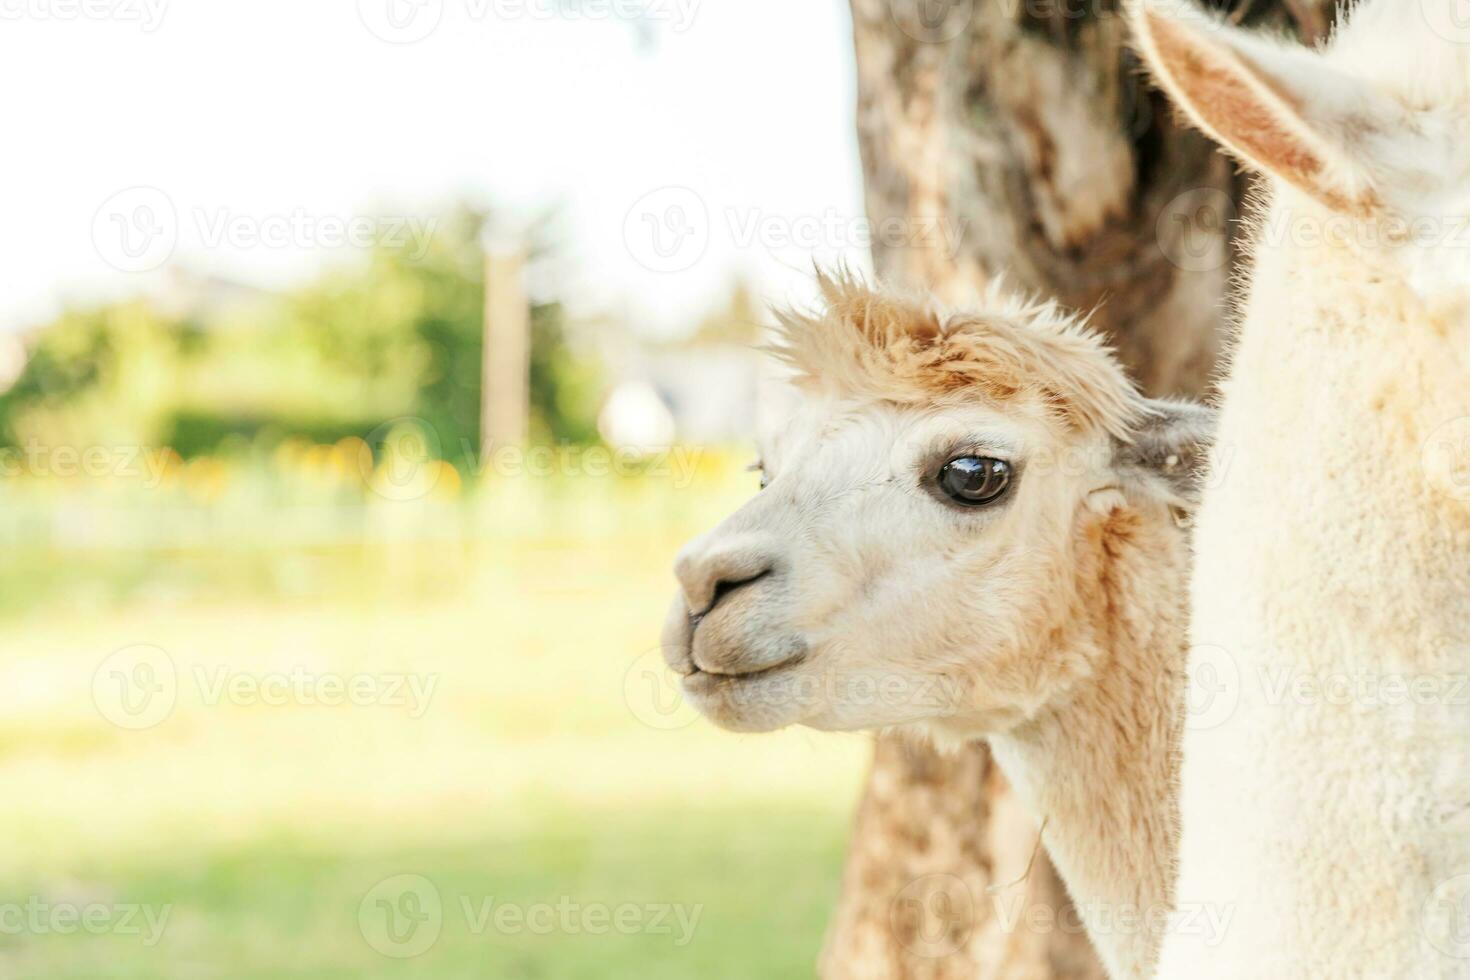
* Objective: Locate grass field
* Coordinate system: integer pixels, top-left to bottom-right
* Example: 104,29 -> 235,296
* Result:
0,453 -> 873,978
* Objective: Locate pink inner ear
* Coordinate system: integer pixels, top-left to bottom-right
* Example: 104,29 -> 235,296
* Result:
1143,11 -> 1372,215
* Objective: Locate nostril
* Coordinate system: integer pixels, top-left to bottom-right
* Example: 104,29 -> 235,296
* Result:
674,540 -> 778,619
691,568 -> 772,623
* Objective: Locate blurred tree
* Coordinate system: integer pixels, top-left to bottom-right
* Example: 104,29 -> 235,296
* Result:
0,206 -> 603,465
0,301 -> 188,452
822,1 -> 1338,978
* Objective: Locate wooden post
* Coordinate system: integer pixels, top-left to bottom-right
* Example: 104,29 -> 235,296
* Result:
481,243 -> 531,455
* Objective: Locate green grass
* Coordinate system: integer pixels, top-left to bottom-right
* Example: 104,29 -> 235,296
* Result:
0,805 -> 852,979
0,461 -> 873,978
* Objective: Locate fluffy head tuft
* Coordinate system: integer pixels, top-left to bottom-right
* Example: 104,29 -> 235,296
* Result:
770,270 -> 1144,441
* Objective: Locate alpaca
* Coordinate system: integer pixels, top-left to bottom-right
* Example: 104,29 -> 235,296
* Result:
660,272 -> 1213,979
1133,2 -> 1470,975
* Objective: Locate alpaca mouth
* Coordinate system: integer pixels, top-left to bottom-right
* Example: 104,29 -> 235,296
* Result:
684,650 -> 807,688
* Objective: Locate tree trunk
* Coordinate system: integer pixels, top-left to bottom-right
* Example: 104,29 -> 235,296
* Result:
822,1 -> 1332,976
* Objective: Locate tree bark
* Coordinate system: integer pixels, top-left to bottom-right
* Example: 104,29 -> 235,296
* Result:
821,1 -> 1333,976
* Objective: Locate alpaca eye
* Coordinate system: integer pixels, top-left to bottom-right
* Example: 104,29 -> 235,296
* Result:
747,460 -> 770,490
937,456 -> 1011,505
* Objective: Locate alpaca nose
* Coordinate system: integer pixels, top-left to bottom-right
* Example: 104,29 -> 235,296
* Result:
674,538 -> 778,619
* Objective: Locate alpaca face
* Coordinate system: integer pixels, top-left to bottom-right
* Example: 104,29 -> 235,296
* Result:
661,374 -> 1209,738
660,274 -> 1210,737
662,390 -> 1114,734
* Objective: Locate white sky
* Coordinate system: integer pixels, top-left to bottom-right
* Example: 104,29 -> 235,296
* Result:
0,0 -> 869,335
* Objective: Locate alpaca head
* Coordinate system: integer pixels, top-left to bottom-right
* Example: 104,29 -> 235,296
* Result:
1133,0 -> 1470,297
660,273 -> 1210,736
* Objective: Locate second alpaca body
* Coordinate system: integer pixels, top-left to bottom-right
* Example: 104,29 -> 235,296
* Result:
1135,1 -> 1470,975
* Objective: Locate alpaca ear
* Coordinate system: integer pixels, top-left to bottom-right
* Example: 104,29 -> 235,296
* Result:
1131,0 -> 1380,213
1114,399 -> 1216,507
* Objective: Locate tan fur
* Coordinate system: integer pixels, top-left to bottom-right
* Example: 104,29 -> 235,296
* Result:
773,270 -> 1145,440
663,274 -> 1211,979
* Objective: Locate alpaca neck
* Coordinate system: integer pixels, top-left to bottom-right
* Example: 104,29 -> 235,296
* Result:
987,504 -> 1187,980
1157,195 -> 1470,979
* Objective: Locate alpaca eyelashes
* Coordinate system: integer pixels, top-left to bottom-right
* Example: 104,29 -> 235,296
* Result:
937,456 -> 1012,506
